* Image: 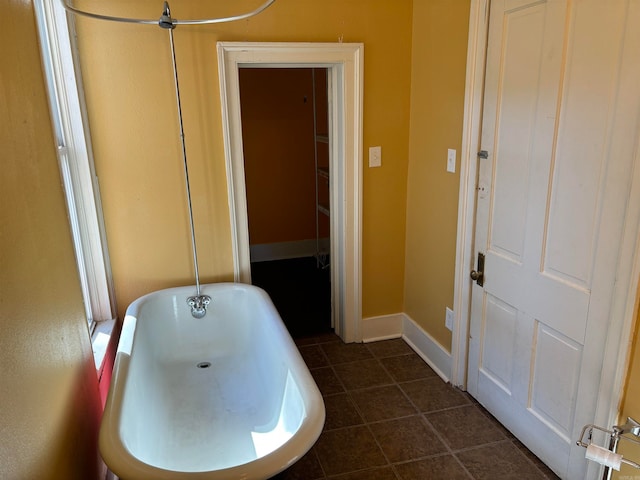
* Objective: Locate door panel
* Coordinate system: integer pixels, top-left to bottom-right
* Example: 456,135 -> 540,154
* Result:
488,3 -> 547,262
544,2 -> 626,287
530,322 -> 582,439
468,0 -> 640,478
481,295 -> 517,393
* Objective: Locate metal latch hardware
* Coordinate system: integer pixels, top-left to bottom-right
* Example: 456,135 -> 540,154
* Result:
470,252 -> 485,287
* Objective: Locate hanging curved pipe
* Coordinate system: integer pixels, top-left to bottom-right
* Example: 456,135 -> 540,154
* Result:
61,0 -> 277,27
62,0 -> 280,317
61,0 -> 278,317
162,5 -> 211,317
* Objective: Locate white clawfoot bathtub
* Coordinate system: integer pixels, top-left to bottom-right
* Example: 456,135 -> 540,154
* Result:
99,283 -> 325,480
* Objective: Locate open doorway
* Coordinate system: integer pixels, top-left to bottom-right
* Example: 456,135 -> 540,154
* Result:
217,42 -> 363,344
238,67 -> 332,338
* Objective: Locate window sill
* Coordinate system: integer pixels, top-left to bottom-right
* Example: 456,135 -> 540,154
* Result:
92,319 -> 116,371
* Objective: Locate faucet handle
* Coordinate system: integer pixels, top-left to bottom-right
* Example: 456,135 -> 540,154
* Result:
186,294 -> 211,318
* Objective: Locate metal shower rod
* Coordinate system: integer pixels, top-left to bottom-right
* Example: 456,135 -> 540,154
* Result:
61,0 -> 277,27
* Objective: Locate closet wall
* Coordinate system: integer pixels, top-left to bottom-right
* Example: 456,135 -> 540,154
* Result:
239,68 -> 329,260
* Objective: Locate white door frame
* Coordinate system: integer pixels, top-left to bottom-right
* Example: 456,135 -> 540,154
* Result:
217,42 -> 364,343
453,0 -> 640,462
451,0 -> 491,389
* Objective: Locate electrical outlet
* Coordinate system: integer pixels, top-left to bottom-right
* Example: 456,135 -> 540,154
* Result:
447,148 -> 456,173
445,307 -> 454,331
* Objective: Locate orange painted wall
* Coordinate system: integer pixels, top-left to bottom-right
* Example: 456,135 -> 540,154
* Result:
1,1 -> 102,477
404,0 -> 470,349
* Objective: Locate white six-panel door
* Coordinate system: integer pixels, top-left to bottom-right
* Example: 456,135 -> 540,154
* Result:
467,0 -> 640,478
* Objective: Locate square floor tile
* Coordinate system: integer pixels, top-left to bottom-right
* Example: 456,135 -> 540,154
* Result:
477,407 -> 515,439
380,354 -> 437,382
394,455 -> 472,480
314,332 -> 342,344
295,336 -> 323,347
321,342 -> 373,364
350,385 -> 417,422
314,425 -> 387,476
323,393 -> 364,430
333,359 -> 393,390
425,405 -> 507,450
512,440 -> 561,479
311,366 -> 345,396
294,332 -> 341,346
290,335 -> 558,480
369,415 -> 448,463
269,448 -> 324,480
366,339 -> 413,358
456,441 -> 548,479
400,377 -> 470,413
298,344 -> 329,369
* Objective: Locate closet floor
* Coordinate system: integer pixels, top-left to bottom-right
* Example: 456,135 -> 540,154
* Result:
251,256 -> 332,338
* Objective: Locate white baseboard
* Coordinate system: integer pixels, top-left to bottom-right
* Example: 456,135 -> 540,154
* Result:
361,313 -> 404,342
361,312 -> 452,383
402,314 -> 452,382
250,238 -> 329,263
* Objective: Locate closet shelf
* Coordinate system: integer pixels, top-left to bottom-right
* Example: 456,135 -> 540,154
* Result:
317,166 -> 329,179
317,203 -> 330,217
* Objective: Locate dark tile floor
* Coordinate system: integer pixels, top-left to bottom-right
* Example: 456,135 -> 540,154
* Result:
254,256 -> 559,479
271,333 -> 561,480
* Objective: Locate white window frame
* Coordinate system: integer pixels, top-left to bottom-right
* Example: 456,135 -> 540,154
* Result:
34,0 -> 116,335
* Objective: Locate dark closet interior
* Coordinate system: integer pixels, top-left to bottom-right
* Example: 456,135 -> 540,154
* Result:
239,67 -> 332,339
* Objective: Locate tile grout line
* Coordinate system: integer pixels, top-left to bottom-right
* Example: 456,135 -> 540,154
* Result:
344,347 -> 396,474
347,344 -> 397,477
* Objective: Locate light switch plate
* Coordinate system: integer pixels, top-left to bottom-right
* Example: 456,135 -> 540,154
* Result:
445,307 -> 454,331
369,146 -> 382,168
447,148 -> 456,173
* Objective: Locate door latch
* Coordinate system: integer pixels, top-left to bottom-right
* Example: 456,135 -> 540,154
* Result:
470,252 -> 485,287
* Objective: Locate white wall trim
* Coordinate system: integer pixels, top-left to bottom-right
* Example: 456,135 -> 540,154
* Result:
451,0 -> 489,389
362,313 -> 453,383
250,238 -> 329,263
217,42 -> 364,343
402,314 -> 452,383
361,314 -> 403,343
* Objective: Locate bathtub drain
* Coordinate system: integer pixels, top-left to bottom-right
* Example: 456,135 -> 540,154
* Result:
196,362 -> 212,369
